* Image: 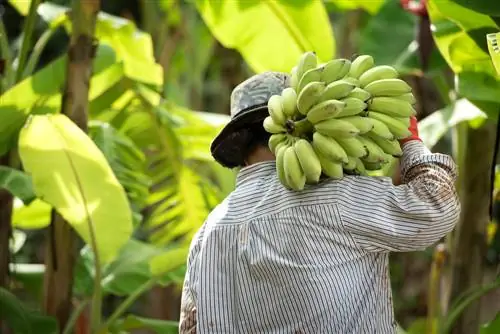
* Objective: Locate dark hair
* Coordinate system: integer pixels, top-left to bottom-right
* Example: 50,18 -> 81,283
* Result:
220,118 -> 271,168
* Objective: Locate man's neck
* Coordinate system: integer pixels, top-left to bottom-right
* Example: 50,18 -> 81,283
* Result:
245,146 -> 275,166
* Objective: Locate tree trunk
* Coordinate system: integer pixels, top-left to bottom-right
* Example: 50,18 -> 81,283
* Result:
450,121 -> 496,334
42,0 -> 100,331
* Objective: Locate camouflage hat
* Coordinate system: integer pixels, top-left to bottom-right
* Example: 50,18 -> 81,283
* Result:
211,71 -> 291,168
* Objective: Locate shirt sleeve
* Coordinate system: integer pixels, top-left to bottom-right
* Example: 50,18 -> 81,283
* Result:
340,140 -> 461,252
178,224 -> 205,334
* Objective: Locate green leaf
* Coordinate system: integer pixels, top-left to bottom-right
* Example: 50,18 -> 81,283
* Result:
327,0 -> 384,14
0,166 -> 36,204
149,245 -> 190,277
9,263 -> 45,297
456,71 -> 500,104
481,312 -> 500,334
450,0 -> 500,17
112,315 -> 178,334
487,33 -> 500,75
0,287 -> 58,334
18,114 -> 133,265
9,230 -> 27,254
12,198 -> 51,229
195,0 -> 335,73
8,0 -> 31,15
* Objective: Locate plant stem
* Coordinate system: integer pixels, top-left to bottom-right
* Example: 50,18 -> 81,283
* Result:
62,299 -> 90,334
0,19 -> 13,93
427,244 -> 446,334
101,277 -> 157,331
15,0 -> 42,83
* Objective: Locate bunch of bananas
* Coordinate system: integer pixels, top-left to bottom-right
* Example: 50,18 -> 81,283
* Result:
265,51 -> 416,191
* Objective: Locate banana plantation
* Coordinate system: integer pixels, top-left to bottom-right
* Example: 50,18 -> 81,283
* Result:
0,0 -> 499,333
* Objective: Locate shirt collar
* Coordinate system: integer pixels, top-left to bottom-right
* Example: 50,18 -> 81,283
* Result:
236,160 -> 276,186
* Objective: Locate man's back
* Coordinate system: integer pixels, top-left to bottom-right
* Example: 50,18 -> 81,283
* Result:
180,141 -> 460,333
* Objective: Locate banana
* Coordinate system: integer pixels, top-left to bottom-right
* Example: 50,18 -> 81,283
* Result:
275,143 -> 290,188
343,156 -> 357,171
263,116 -> 286,134
268,133 -> 288,153
353,157 -> 367,175
297,81 -> 327,115
359,65 -> 399,87
312,132 -> 348,163
364,79 -> 412,97
320,80 -> 356,102
314,118 -> 360,137
368,112 -> 412,139
367,133 -> 403,157
368,97 -> 416,117
335,137 -> 368,158
297,67 -> 324,92
364,161 -> 385,171
290,66 -> 299,91
267,95 -> 287,125
281,87 -> 299,117
348,55 -> 374,79
395,116 -> 411,127
294,139 -> 322,184
347,87 -> 371,101
342,77 -> 361,87
335,97 -> 367,118
321,58 -> 351,83
393,93 -> 416,105
367,116 -> 394,140
338,116 -> 374,134
317,152 -> 344,179
296,51 -> 318,85
284,146 -> 306,191
306,99 -> 345,124
357,136 -> 387,163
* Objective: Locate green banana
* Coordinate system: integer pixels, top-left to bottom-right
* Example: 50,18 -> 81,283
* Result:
368,97 -> 416,117
335,136 -> 368,158
368,111 -> 412,139
284,146 -> 307,191
353,157 -> 367,175
363,161 -> 385,171
335,97 -> 367,118
290,66 -> 299,91
320,80 -> 356,102
314,118 -> 360,137
367,116 -> 394,140
347,87 -> 371,102
267,94 -> 286,125
306,99 -> 345,124
343,156 -> 357,171
317,151 -> 344,179
297,67 -> 324,92
321,58 -> 351,83
367,133 -> 403,157
297,81 -> 327,115
275,143 -> 290,188
359,65 -> 399,87
312,132 -> 348,163
294,139 -> 322,184
357,136 -> 387,163
393,93 -> 416,105
342,77 -> 361,87
281,87 -> 299,117
364,79 -> 412,97
296,51 -> 318,85
339,116 -> 374,134
348,55 -> 374,79
268,133 -> 288,153
263,116 -> 286,134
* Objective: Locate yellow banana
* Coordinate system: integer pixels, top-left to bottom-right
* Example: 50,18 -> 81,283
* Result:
364,79 -> 412,97
359,65 -> 399,87
267,94 -> 287,125
320,80 -> 356,102
317,151 -> 344,180
284,146 -> 306,191
335,97 -> 367,118
296,51 -> 318,85
263,116 -> 286,134
339,116 -> 374,134
368,111 -> 412,139
306,100 -> 345,124
297,81 -> 327,115
312,132 -> 348,163
367,116 -> 394,140
358,136 -> 390,163
368,97 -> 416,117
366,133 -> 403,157
321,58 -> 351,83
335,137 -> 368,158
314,118 -> 360,137
347,87 -> 371,102
294,139 -> 322,184
276,143 -> 290,188
268,133 -> 288,153
348,55 -> 374,79
281,87 -> 298,117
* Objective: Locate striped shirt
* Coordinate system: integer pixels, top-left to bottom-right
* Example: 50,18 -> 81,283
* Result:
179,140 -> 460,333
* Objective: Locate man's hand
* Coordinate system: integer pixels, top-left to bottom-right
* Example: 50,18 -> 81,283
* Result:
399,116 -> 421,145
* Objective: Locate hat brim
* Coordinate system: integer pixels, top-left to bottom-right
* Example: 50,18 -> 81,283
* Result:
210,103 -> 269,168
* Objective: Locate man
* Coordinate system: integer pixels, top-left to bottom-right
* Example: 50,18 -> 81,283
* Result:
179,72 -> 460,333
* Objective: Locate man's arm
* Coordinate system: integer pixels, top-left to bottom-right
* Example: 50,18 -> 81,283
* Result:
340,117 -> 461,252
